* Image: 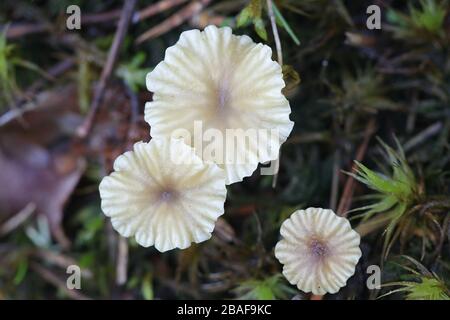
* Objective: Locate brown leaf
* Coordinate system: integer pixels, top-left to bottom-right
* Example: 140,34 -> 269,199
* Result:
0,86 -> 86,249
0,136 -> 85,249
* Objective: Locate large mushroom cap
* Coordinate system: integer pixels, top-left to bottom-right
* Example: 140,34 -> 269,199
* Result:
145,25 -> 294,184
275,207 -> 362,295
99,138 -> 227,252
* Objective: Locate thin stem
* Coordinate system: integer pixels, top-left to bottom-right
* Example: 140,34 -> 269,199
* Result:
266,0 -> 283,188
266,0 -> 283,66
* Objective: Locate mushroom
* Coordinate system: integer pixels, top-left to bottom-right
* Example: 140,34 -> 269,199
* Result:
99,138 -> 227,252
145,25 -> 294,184
275,207 -> 362,295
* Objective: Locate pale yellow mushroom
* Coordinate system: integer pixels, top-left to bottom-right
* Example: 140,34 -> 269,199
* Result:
145,25 -> 294,184
275,208 -> 362,295
99,138 -> 227,252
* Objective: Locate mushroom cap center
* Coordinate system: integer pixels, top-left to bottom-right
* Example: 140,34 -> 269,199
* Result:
309,238 -> 329,259
158,187 -> 179,202
216,80 -> 231,110
208,76 -> 240,131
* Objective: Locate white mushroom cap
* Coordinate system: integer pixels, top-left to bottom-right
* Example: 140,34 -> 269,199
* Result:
99,138 -> 227,252
275,208 -> 362,295
145,25 -> 294,184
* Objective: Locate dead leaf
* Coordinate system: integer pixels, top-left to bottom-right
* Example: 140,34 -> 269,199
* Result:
0,136 -> 85,248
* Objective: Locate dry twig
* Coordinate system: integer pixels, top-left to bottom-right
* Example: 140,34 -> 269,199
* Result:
137,0 -> 189,22
136,0 -> 211,44
31,262 -> 92,300
0,203 -> 36,236
116,236 -> 129,286
77,0 -> 137,138
337,118 -> 377,217
4,23 -> 50,39
0,58 -> 75,127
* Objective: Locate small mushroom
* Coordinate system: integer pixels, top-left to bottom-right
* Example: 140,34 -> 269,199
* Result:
145,25 -> 294,184
99,138 -> 227,252
275,207 -> 362,295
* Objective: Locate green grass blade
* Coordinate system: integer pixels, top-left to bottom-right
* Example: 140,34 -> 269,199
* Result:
272,3 -> 300,46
